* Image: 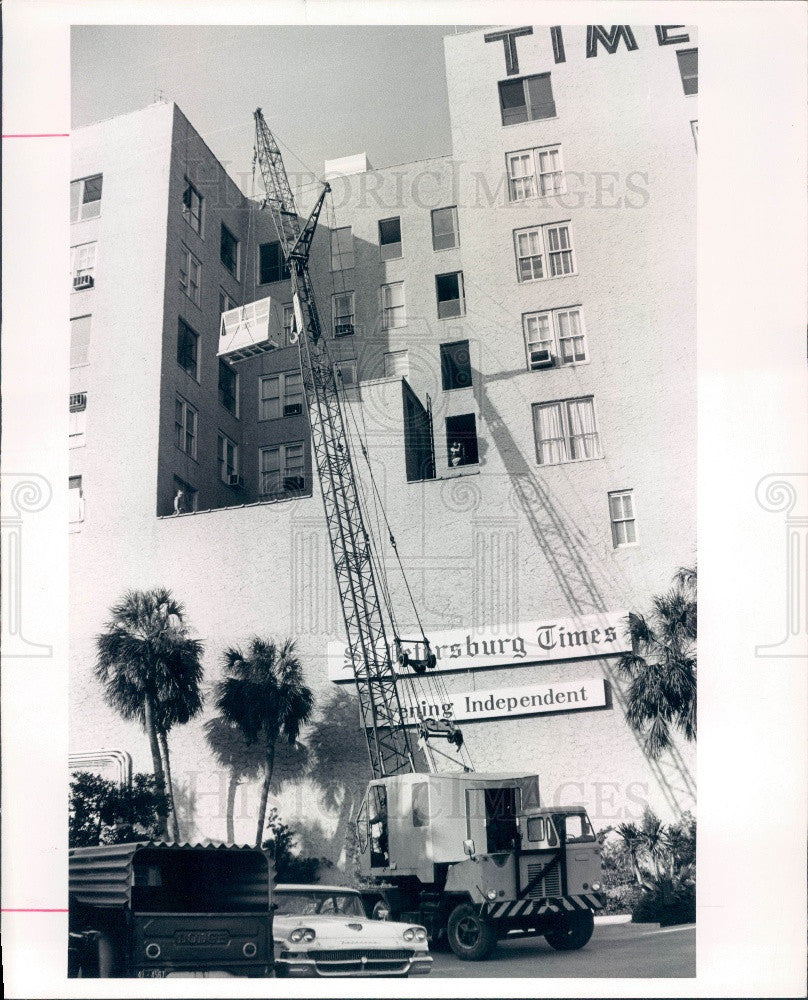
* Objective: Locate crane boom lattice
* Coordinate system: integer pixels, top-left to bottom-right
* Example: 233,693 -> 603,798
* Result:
252,109 -> 417,779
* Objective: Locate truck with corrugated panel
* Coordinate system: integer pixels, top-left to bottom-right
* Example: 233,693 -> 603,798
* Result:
68,842 -> 274,978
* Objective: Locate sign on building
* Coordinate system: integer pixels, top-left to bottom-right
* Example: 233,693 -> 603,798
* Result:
327,611 -> 629,683
399,677 -> 607,726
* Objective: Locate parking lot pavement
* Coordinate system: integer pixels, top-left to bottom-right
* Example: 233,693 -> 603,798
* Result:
430,921 -> 696,978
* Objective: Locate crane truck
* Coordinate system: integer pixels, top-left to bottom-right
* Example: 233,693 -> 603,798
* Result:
217,108 -> 605,961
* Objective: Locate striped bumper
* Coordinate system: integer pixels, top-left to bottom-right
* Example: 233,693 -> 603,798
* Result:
483,894 -> 604,920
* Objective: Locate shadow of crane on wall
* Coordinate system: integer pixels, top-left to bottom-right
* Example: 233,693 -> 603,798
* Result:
472,365 -> 696,819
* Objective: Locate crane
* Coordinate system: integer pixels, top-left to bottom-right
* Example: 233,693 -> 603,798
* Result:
251,108 -> 462,779
219,108 -> 605,961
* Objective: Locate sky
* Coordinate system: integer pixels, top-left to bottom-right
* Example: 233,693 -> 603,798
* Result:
71,25 -> 482,190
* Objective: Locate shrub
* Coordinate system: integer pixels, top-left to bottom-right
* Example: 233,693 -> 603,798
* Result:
69,771 -> 167,847
630,869 -> 696,925
262,808 -> 322,884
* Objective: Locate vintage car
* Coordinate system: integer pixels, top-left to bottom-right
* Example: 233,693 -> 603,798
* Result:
273,884 -> 432,977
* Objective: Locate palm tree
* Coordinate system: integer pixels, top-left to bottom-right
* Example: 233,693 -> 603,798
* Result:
95,588 -> 204,840
205,715 -> 309,845
617,566 -> 697,758
307,689 -> 372,863
213,637 -> 313,847
615,821 -> 645,885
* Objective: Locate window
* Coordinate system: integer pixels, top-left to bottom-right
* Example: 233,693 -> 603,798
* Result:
333,292 -> 355,337
69,394 -> 87,448
259,371 -> 304,420
532,396 -> 600,465
180,245 -> 201,306
378,217 -> 402,260
506,151 -> 537,201
609,490 -> 637,547
331,227 -> 354,270
220,224 -> 240,279
173,476 -> 198,514
523,307 -> 587,368
561,813 -> 596,844
70,174 -> 103,222
335,360 -> 358,389
381,282 -> 406,329
384,350 -> 409,378
174,397 -> 198,459
259,442 -> 306,497
514,222 -> 575,281
182,179 -> 203,235
217,432 -> 239,483
69,476 -> 84,524
446,413 -> 479,467
527,815 -> 558,846
258,241 -> 290,284
677,48 -> 698,95
218,359 -> 238,416
177,318 -> 199,379
219,288 -> 236,315
282,303 -> 297,345
508,145 -> 565,200
498,73 -> 556,126
431,206 -> 459,251
435,271 -> 465,319
441,340 -> 472,390
70,315 -> 91,367
412,783 -> 430,828
71,243 -> 97,289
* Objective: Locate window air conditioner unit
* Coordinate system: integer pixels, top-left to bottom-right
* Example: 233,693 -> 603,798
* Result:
228,474 -> 245,489
283,403 -> 303,416
69,393 -> 87,411
283,476 -> 305,493
530,349 -> 554,368
334,323 -> 355,337
73,274 -> 94,290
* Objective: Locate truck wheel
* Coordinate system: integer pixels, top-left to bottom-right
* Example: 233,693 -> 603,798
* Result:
446,903 -> 497,961
544,909 -> 594,951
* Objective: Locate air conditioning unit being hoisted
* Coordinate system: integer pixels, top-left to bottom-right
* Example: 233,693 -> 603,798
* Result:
530,348 -> 554,368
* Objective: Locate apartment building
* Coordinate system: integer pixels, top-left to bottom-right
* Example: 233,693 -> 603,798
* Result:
70,24 -> 697,846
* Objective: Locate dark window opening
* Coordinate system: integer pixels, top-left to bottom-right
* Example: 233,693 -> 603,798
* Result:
403,382 -> 435,482
369,785 -> 389,868
498,73 -> 556,125
446,412 -> 479,467
259,241 -> 290,284
177,318 -> 199,377
220,224 -> 239,277
436,271 -> 465,319
379,216 -> 402,260
484,787 -> 520,853
440,340 -> 472,391
677,48 -> 698,95
218,359 -> 237,415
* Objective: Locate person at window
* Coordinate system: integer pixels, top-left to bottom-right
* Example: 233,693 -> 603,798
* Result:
449,441 -> 464,466
173,489 -> 185,515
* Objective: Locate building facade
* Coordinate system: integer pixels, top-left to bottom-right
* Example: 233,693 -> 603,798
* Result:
70,24 -> 697,850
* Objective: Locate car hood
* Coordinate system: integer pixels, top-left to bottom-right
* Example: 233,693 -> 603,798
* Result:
274,914 -> 422,946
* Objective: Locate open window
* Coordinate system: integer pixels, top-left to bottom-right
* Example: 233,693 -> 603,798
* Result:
369,785 -> 389,868
446,413 -> 479,467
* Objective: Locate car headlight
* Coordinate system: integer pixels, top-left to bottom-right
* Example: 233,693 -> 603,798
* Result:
289,927 -> 316,943
403,926 -> 427,942
486,889 -> 497,900
591,882 -> 602,892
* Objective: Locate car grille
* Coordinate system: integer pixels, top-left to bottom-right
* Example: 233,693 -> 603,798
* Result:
303,948 -> 415,975
525,860 -> 562,898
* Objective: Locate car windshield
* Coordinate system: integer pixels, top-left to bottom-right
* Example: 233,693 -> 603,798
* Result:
274,891 -> 365,917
